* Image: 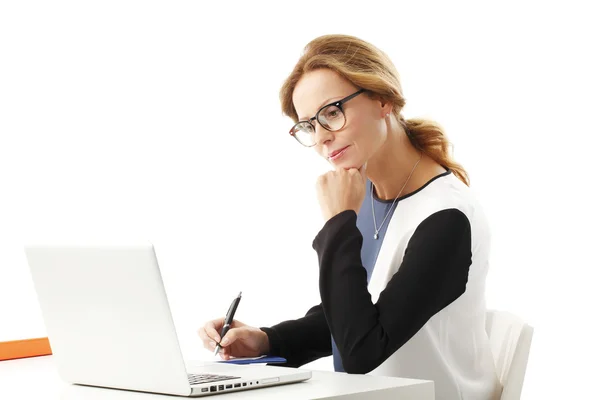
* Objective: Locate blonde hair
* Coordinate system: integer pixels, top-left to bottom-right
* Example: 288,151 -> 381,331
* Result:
279,34 -> 469,186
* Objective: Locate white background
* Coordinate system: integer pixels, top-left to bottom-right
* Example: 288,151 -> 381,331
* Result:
1,1 -> 599,398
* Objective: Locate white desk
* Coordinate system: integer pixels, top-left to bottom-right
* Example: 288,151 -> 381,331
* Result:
0,356 -> 434,400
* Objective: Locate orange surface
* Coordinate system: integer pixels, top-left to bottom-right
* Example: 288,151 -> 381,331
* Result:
0,337 -> 52,361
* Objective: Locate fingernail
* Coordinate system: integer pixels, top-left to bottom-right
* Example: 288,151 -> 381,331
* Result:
221,338 -> 229,346
209,341 -> 216,348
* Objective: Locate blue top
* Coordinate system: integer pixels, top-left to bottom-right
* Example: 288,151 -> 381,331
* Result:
332,180 -> 400,372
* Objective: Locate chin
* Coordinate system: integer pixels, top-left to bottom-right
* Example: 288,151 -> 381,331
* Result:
331,159 -> 359,170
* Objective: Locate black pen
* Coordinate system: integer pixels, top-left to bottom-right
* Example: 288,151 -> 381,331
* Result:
214,291 -> 242,356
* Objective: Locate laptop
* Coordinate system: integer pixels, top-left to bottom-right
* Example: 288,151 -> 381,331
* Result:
24,242 -> 311,397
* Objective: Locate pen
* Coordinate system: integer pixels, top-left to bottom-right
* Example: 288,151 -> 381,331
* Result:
214,291 -> 242,356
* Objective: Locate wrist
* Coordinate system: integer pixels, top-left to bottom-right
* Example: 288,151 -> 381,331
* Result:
258,329 -> 270,355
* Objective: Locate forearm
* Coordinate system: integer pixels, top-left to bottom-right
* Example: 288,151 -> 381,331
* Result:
260,304 -> 332,368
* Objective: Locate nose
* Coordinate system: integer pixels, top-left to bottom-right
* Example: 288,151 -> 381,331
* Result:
313,123 -> 334,147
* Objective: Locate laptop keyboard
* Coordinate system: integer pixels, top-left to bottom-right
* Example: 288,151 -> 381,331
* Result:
188,373 -> 240,385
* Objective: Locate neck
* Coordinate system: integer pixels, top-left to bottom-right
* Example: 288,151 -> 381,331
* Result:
367,119 -> 423,201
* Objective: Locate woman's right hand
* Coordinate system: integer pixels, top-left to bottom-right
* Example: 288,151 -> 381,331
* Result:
198,318 -> 270,360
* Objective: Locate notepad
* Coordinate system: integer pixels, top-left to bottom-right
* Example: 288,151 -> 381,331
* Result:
217,355 -> 287,365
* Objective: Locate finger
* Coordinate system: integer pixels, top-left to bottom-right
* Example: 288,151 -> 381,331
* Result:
204,320 -> 223,343
199,331 -> 219,352
197,327 -> 208,341
202,340 -> 217,353
316,174 -> 327,187
221,342 -> 236,360
220,327 -> 247,347
197,327 -> 212,350
222,346 -> 231,360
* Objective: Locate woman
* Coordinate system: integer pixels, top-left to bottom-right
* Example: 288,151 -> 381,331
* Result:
199,34 -> 502,400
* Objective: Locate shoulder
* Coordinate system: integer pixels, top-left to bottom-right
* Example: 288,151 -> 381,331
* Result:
409,171 -> 488,230
388,171 -> 491,252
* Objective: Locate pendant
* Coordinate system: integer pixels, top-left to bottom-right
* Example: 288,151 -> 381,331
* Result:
374,233 -> 379,240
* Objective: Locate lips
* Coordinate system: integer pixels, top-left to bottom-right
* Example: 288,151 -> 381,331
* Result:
328,146 -> 350,158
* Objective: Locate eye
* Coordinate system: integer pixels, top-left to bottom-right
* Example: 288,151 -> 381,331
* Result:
321,105 -> 342,120
296,122 -> 314,134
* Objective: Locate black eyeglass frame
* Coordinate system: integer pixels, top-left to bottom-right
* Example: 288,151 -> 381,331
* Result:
289,88 -> 366,147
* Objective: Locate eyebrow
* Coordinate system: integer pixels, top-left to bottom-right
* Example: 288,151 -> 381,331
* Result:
298,95 -> 341,121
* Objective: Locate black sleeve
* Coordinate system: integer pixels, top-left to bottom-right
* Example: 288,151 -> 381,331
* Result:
259,304 -> 332,368
312,208 -> 472,374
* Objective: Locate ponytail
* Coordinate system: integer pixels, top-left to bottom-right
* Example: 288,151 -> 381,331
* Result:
401,117 -> 469,186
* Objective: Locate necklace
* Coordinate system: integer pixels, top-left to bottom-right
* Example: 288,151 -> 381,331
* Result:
371,152 -> 422,240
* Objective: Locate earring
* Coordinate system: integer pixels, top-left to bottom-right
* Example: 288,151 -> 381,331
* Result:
386,113 -> 390,117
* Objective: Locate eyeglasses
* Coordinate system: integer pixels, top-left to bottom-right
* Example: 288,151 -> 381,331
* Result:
289,89 -> 366,147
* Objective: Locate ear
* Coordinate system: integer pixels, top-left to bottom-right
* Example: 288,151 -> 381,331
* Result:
378,99 -> 393,118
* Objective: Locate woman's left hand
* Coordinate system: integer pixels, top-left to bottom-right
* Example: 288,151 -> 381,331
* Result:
316,164 -> 367,221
